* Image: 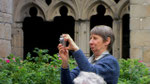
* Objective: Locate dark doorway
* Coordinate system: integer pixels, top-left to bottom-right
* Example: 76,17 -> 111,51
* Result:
122,14 -> 130,59
90,5 -> 113,29
23,6 -> 75,59
23,7 -> 44,59
53,6 -> 75,40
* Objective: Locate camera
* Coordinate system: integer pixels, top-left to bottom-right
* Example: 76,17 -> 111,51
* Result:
59,35 -> 66,47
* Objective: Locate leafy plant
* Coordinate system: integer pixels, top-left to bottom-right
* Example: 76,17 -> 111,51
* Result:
118,59 -> 150,84
1,48 -> 150,84
0,48 -> 76,84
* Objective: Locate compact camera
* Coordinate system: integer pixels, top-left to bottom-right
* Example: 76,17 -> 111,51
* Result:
59,35 -> 66,47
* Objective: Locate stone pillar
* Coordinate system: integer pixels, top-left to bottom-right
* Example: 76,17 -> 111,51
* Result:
11,23 -> 23,59
113,19 -> 122,59
75,20 -> 90,56
0,0 -> 13,59
130,0 -> 150,67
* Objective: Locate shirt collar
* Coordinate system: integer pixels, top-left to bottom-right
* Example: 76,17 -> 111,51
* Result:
88,51 -> 109,64
95,51 -> 109,61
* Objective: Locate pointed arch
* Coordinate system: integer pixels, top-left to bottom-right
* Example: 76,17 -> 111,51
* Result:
117,0 -> 130,19
14,0 -> 47,22
116,0 -> 130,59
81,0 -> 116,20
47,1 -> 78,21
12,0 -> 47,59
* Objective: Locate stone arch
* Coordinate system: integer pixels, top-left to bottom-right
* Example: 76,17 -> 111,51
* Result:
117,0 -> 130,19
115,0 -> 130,59
82,0 -> 116,20
14,0 -> 47,22
47,1 -> 78,21
12,0 -> 47,58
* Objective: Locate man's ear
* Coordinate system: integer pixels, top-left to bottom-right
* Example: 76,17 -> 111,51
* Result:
105,37 -> 111,46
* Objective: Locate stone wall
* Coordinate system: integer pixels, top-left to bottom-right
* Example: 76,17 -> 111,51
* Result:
0,0 -> 12,58
130,0 -> 150,67
12,0 -> 123,59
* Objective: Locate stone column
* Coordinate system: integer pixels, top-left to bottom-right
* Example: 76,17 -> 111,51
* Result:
11,22 -> 23,59
113,19 -> 122,59
0,0 -> 13,59
130,0 -> 150,67
75,20 -> 90,57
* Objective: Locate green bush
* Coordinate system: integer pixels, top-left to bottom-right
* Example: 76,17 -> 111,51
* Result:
0,48 -> 150,84
0,48 -> 76,84
118,59 -> 150,84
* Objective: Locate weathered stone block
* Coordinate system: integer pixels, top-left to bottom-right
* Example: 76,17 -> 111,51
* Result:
130,18 -> 141,30
0,0 -> 2,11
0,23 -> 11,40
0,12 -> 2,22
0,40 -> 11,58
143,47 -> 150,63
131,30 -> 150,47
0,17 -> 2,22
11,28 -> 23,48
4,24 -> 11,40
130,0 -> 150,5
130,48 -> 143,59
2,13 -> 12,23
130,5 -> 150,18
142,17 -> 150,29
0,0 -> 13,14
0,23 -> 5,39
11,47 -> 23,59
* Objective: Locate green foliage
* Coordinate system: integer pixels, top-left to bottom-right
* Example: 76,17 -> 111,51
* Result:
118,59 -> 150,84
0,48 -> 76,84
0,48 -> 150,84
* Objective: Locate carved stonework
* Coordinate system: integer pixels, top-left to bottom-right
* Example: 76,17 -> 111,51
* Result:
11,0 -> 130,59
0,0 -> 146,68
2,0 -> 150,66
